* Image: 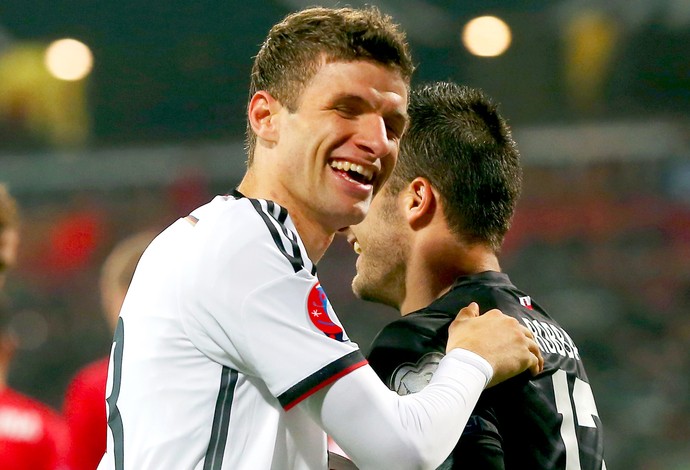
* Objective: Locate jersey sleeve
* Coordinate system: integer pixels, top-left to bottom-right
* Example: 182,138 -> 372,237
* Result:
178,198 -> 366,409
238,271 -> 366,409
303,349 -> 492,469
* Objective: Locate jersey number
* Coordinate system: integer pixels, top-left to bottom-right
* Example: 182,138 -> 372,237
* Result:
106,317 -> 125,470
552,369 -> 605,470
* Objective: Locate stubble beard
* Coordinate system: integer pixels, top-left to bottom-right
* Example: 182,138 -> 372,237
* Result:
351,263 -> 404,311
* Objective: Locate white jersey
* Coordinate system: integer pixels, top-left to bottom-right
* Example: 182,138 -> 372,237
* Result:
98,193 -> 366,470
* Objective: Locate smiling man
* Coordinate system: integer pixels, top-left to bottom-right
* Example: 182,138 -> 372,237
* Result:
97,8 -> 543,470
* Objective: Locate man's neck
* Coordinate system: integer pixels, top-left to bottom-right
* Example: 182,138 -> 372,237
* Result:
399,242 -> 500,315
282,208 -> 335,263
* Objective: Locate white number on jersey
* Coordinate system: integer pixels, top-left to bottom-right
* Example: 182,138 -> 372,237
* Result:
552,369 -> 606,470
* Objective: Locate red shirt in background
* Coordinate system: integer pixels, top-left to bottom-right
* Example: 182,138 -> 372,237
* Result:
62,357 -> 109,470
0,387 -> 69,470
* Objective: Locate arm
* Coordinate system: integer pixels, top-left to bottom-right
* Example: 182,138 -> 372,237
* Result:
306,304 -> 542,470
367,315 -> 507,470
303,349 -> 492,470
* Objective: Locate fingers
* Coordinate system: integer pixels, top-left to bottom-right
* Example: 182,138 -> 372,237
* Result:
517,323 -> 544,376
448,305 -> 545,381
529,340 -> 545,376
454,302 -> 479,321
519,324 -> 534,341
446,303 -> 480,354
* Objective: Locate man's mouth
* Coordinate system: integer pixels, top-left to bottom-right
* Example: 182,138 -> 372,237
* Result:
329,159 -> 375,185
342,229 -> 362,255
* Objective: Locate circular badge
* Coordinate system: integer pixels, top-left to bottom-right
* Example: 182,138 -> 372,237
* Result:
306,282 -> 345,341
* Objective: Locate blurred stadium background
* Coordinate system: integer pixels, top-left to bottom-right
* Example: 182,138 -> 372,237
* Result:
1,1 -> 689,468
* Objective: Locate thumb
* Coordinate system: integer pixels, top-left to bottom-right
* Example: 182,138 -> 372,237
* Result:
455,302 -> 479,321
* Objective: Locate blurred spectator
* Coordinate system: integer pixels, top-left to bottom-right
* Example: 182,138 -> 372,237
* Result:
62,231 -> 155,470
0,183 -> 69,470
0,184 -> 20,290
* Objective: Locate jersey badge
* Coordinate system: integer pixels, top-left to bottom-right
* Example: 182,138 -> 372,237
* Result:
307,282 -> 346,342
390,352 -> 444,395
519,295 -> 534,310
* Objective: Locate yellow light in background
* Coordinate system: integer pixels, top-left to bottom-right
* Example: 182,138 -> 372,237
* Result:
563,10 -> 619,112
44,38 -> 93,81
0,42 -> 90,147
462,16 -> 512,57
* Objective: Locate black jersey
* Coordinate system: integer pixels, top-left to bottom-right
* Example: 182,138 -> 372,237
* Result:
367,271 -> 606,469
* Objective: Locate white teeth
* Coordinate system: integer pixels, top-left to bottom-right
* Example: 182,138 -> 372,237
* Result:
329,160 -> 374,183
353,241 -> 362,254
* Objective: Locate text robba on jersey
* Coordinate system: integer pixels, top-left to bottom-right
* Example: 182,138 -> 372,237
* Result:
520,318 -> 580,360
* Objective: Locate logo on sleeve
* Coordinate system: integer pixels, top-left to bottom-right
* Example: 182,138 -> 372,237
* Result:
307,282 -> 346,342
390,352 -> 444,396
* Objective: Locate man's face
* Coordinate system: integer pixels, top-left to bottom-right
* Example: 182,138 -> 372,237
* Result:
272,59 -> 408,234
347,185 -> 409,309
0,227 -> 19,290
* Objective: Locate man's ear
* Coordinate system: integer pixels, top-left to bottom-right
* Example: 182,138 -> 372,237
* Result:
248,90 -> 282,146
403,177 -> 436,229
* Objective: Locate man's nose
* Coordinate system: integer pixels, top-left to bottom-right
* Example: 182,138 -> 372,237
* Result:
354,114 -> 390,158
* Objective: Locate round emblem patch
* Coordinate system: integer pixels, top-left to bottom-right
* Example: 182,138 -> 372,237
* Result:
306,282 -> 345,341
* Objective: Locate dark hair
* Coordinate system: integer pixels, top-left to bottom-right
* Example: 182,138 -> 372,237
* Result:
245,6 -> 414,162
388,82 -> 522,252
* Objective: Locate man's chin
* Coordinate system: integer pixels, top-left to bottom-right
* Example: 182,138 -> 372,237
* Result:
353,281 -> 391,307
351,278 -> 365,300
351,278 -> 375,303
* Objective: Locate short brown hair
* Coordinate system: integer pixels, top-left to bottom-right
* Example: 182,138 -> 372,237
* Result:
245,6 -> 414,162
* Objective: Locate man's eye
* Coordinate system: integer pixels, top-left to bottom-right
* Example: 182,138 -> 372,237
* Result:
386,124 -> 403,139
335,106 -> 357,116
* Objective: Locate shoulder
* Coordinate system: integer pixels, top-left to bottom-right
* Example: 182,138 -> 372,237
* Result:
0,388 -> 63,423
367,312 -> 448,389
187,195 -> 273,248
368,314 -> 447,394
186,195 -> 315,276
64,356 -> 109,402
71,356 -> 109,383
439,272 -> 551,321
375,310 -> 451,345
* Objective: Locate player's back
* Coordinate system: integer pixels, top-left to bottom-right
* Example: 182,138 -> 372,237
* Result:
368,271 -> 606,469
